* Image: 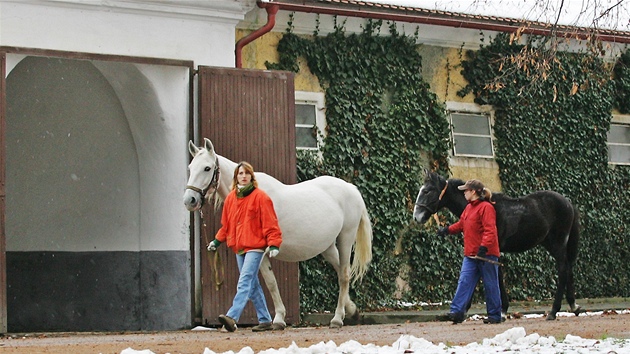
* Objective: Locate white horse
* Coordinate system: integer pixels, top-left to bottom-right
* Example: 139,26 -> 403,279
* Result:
183,138 -> 373,329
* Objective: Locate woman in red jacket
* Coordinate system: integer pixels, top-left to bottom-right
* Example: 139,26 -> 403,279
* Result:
436,179 -> 502,324
207,161 -> 282,332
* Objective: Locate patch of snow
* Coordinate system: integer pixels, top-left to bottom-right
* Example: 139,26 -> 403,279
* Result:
121,325 -> 630,354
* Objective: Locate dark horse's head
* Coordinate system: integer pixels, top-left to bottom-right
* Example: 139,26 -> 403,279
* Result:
413,170 -> 447,223
413,170 -> 466,224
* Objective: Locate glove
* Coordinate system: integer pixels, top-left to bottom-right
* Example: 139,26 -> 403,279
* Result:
477,246 -> 488,258
268,246 -> 279,258
207,239 -> 221,252
437,226 -> 449,236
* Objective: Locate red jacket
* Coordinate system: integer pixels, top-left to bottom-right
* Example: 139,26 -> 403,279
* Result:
448,199 -> 500,257
215,187 -> 282,254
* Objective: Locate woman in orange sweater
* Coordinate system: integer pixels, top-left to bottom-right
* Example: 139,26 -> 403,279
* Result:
207,161 -> 282,332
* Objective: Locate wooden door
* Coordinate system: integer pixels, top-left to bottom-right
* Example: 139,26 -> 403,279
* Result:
197,66 -> 299,326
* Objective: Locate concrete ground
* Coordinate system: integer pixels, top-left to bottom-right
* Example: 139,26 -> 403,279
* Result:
302,297 -> 630,325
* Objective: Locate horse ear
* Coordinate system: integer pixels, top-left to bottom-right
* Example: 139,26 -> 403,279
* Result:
423,168 -> 431,181
188,140 -> 199,157
203,138 -> 215,153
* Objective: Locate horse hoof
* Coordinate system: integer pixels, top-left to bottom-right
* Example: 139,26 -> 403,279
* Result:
271,323 -> 286,331
546,313 -> 557,321
329,320 -> 343,328
572,305 -> 582,316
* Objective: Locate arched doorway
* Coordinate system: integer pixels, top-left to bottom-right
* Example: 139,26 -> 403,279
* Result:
4,55 -> 192,331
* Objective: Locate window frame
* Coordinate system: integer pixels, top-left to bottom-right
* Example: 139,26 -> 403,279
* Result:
446,102 -> 495,159
294,91 -> 326,151
608,114 -> 630,166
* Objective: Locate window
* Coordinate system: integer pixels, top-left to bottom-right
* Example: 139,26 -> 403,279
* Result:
295,91 -> 326,150
449,111 -> 494,158
608,116 -> 630,165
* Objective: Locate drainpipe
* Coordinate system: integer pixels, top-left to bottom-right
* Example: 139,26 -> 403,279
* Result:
235,3 -> 279,68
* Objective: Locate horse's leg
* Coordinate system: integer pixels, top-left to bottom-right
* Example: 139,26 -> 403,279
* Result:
320,243 -> 351,328
565,263 -> 581,315
544,226 -> 577,321
498,266 -> 509,318
547,257 -> 568,320
258,255 -> 287,330
543,238 -> 572,321
566,214 -> 581,316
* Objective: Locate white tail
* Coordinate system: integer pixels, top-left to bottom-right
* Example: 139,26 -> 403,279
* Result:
351,207 -> 373,284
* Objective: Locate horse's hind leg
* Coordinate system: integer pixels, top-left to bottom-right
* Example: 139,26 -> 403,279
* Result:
320,244 -> 352,328
545,248 -> 572,321
566,213 -> 581,316
259,255 -> 287,330
565,264 -> 581,315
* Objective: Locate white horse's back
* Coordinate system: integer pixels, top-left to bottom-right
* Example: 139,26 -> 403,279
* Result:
255,175 -> 365,262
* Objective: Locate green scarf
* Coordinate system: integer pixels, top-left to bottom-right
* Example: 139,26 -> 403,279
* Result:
237,183 -> 256,198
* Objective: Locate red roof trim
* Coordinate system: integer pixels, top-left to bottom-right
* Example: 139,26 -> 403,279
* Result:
259,0 -> 630,43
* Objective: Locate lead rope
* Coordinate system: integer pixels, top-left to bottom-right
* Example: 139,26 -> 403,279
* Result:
200,210 -> 224,291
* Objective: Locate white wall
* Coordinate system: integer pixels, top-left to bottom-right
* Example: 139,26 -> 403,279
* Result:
5,56 -> 191,252
0,0 -> 256,66
1,0 -> 259,253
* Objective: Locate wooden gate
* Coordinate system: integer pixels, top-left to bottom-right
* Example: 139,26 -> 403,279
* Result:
197,67 -> 299,326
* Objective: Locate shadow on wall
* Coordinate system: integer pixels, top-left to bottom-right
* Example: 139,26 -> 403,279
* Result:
4,56 -> 190,331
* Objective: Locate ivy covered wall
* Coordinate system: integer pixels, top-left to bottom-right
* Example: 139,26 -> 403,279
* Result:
261,18 -> 630,313
459,33 -> 630,300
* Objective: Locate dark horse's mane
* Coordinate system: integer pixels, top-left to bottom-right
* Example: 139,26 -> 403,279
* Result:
415,172 -> 581,320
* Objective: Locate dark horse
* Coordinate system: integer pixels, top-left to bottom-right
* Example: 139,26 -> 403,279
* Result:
413,170 -> 581,320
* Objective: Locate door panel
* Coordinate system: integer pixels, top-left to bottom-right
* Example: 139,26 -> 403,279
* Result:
197,66 -> 298,326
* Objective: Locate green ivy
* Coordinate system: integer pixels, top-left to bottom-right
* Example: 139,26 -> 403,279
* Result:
614,49 -> 630,113
268,19 -> 630,315
268,18 -> 452,312
459,33 -> 630,301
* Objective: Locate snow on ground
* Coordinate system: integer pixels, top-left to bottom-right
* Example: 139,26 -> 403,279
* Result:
120,310 -> 630,354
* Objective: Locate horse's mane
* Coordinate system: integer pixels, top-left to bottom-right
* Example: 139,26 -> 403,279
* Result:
211,192 -> 224,212
446,177 -> 465,188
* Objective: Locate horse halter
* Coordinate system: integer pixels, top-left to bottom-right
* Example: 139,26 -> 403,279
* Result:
415,180 -> 448,214
186,156 -> 220,208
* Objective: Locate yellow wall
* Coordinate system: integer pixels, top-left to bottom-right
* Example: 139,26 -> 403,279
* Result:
417,45 -> 474,104
238,30 -> 323,93
238,29 -> 502,191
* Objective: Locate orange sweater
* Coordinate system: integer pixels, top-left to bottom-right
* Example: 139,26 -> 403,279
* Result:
215,187 -> 282,254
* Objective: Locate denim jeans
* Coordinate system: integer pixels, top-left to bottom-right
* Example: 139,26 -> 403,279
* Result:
450,256 -> 502,320
226,251 -> 272,323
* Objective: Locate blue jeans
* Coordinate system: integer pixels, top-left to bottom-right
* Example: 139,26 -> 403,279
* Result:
226,251 -> 272,323
450,256 -> 502,321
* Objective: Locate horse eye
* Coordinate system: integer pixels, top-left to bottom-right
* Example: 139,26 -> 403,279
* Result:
204,166 -> 211,172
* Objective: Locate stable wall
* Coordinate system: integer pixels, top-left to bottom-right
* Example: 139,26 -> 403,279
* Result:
238,7 -> 503,190
5,55 -> 191,331
1,0 -> 257,331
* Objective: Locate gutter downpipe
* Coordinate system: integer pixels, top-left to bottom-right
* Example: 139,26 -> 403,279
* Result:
235,3 -> 279,68
260,2 -> 629,44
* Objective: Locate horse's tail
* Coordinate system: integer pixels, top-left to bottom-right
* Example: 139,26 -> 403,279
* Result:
351,206 -> 373,285
567,205 -> 580,266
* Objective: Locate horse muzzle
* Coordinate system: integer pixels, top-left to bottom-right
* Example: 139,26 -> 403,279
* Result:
412,208 -> 430,224
183,189 -> 204,211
